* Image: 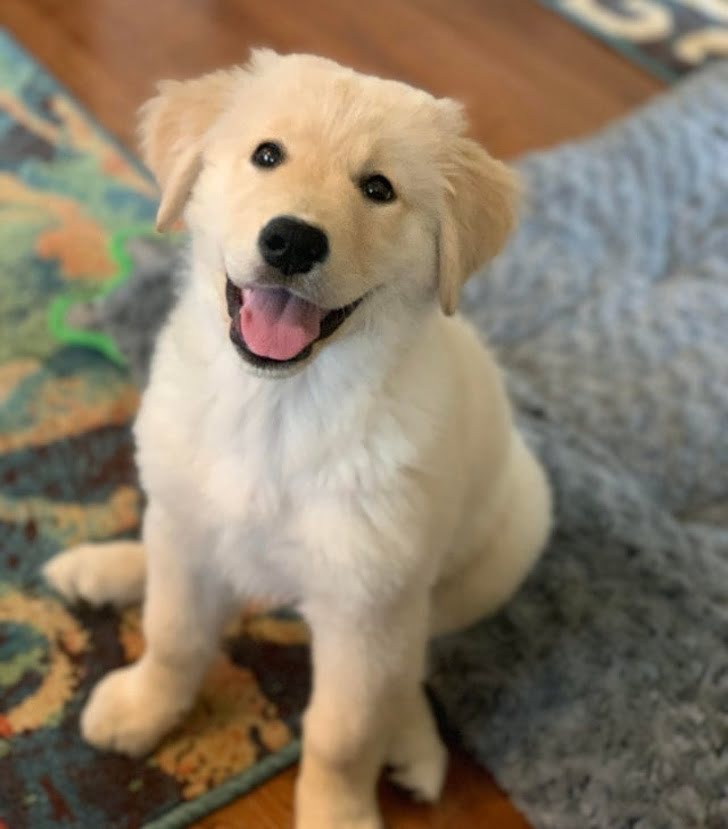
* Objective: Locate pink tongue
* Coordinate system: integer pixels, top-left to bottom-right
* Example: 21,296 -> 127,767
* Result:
240,287 -> 323,361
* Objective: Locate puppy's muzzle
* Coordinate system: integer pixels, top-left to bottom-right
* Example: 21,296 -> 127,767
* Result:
258,216 -> 329,277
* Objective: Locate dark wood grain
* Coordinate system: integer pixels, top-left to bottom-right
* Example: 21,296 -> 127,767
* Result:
0,1 -> 664,826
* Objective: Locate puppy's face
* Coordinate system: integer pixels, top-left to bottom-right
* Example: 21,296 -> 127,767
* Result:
140,52 -> 518,376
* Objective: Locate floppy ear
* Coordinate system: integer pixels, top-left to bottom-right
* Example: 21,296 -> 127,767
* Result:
438,138 -> 519,315
138,69 -> 240,231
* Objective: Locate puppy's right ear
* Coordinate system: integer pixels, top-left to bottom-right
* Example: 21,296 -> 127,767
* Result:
138,70 -> 239,231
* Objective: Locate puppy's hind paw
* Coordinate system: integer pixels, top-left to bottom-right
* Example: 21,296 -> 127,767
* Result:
43,541 -> 145,608
387,750 -> 447,803
386,726 -> 448,803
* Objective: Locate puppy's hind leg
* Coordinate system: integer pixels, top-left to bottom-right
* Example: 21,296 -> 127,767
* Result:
386,685 -> 448,803
431,437 -> 551,637
44,540 -> 146,608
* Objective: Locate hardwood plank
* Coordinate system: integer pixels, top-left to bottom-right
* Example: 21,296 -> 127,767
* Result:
0,1 -> 664,826
1,0 -> 662,156
194,749 -> 531,829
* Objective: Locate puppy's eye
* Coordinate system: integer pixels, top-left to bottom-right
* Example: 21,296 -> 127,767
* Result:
361,174 -> 396,203
251,141 -> 285,169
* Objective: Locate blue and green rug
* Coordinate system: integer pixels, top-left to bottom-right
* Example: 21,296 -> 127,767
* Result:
540,0 -> 728,82
0,29 -> 308,829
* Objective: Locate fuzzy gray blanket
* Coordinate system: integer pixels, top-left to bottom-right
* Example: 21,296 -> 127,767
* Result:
74,63 -> 728,829
431,62 -> 728,829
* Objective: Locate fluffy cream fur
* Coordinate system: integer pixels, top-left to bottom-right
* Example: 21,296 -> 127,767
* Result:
44,51 -> 551,829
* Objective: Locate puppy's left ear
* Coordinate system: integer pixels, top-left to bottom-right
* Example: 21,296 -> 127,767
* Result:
138,69 -> 240,231
438,137 -> 519,315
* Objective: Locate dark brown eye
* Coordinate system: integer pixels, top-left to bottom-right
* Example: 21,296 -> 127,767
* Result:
361,174 -> 396,203
252,141 -> 285,169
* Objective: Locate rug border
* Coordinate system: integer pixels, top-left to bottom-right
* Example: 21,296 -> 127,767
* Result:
0,27 -> 303,828
535,0 -> 680,84
142,740 -> 301,829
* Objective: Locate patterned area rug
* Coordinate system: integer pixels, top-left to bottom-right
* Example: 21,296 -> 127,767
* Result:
539,0 -> 728,81
0,29 -> 309,829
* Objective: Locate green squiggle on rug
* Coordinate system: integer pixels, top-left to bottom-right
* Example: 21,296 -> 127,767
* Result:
47,225 -> 161,367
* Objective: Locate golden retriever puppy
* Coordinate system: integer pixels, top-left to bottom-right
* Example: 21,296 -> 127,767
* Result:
45,51 -> 552,829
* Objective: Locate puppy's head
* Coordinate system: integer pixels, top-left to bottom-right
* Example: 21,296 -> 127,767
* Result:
140,51 -> 518,375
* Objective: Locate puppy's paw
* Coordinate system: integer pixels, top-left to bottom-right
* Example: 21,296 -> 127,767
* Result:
81,664 -> 184,756
386,723 -> 448,803
44,542 -> 144,608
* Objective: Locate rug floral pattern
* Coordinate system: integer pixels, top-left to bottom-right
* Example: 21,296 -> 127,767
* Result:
0,30 -> 309,829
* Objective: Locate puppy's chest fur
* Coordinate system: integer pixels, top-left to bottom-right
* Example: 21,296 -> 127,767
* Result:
136,342 -> 436,604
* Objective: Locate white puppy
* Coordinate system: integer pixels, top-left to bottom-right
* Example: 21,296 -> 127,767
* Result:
45,51 -> 551,829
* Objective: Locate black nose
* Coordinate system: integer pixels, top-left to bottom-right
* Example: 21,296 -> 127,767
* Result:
258,216 -> 329,276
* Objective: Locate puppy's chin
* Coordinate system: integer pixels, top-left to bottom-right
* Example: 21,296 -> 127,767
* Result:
240,360 -> 311,379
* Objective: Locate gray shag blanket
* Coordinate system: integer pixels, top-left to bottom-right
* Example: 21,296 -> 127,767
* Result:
74,64 -> 728,829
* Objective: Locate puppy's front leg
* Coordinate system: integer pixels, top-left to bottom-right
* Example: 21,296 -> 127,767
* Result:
81,505 -> 234,756
296,593 -> 436,829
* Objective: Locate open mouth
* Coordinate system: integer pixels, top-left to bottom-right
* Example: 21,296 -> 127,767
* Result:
226,277 -> 362,369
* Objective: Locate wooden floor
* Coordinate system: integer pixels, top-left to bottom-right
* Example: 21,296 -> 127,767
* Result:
0,0 -> 662,826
